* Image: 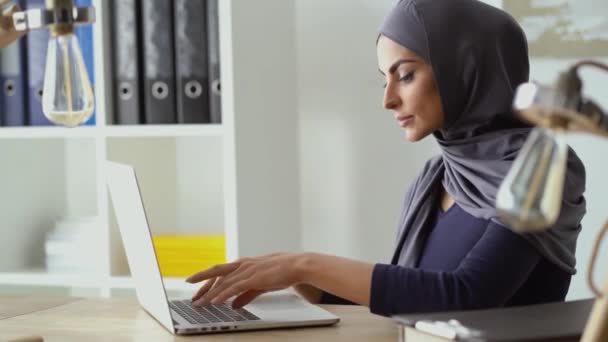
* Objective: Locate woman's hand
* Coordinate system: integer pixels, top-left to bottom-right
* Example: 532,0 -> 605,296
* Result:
186,253 -> 309,309
187,252 -> 374,309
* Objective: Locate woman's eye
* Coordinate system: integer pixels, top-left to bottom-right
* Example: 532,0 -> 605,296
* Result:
399,72 -> 414,83
382,71 -> 414,88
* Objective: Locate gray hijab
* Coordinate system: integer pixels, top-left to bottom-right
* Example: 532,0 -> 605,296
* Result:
380,0 -> 587,274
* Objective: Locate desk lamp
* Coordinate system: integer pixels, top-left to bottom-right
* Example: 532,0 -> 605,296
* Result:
0,0 -> 95,127
496,60 -> 608,342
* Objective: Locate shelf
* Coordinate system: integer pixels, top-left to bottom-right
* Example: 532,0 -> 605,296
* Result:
0,0 -> 302,299
103,125 -> 224,138
0,271 -> 197,291
0,125 -> 224,139
108,276 -> 198,291
0,270 -> 107,289
0,126 -> 99,139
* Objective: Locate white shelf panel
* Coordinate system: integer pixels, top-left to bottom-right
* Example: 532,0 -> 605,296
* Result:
109,276 -> 198,291
103,125 -> 224,138
0,126 -> 99,139
0,271 -> 196,291
0,270 -> 107,288
0,125 -> 224,139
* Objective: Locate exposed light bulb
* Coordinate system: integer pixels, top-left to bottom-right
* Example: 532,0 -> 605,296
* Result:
496,128 -> 569,232
42,33 -> 94,128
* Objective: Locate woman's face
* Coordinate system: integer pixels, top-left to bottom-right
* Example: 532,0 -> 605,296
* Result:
377,35 -> 445,142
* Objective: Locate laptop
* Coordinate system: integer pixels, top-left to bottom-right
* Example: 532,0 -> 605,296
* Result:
105,161 -> 340,335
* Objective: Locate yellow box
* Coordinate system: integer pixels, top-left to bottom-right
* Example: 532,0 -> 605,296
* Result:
152,235 -> 226,277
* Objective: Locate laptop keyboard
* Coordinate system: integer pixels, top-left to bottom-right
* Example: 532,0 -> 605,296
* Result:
170,300 -> 260,325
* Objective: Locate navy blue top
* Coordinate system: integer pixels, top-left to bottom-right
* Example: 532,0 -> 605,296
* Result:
320,204 -> 571,317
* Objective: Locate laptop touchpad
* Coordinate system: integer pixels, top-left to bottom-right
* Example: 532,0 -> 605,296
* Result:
244,291 -> 334,322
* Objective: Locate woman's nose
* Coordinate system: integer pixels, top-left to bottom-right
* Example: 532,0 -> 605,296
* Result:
383,84 -> 401,110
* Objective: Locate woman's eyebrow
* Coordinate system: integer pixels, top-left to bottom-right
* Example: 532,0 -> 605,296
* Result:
379,59 -> 417,75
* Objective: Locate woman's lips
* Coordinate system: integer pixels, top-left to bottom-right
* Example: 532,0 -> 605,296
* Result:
397,115 -> 414,128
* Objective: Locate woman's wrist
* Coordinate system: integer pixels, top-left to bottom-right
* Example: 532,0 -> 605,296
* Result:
293,252 -> 373,306
294,252 -> 320,285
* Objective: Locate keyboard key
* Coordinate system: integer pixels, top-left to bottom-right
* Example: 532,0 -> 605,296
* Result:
170,303 -> 200,324
175,301 -> 219,323
170,300 -> 260,324
203,305 -> 234,322
237,308 -> 261,321
217,304 -> 248,321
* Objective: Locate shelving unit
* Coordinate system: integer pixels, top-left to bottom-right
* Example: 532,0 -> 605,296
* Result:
0,125 -> 223,139
0,271 -> 195,291
0,0 -> 301,297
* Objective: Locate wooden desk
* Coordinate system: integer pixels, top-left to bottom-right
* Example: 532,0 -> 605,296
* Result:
0,295 -> 80,320
0,296 -> 398,341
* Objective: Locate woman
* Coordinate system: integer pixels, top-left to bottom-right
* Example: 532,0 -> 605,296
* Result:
186,0 -> 587,317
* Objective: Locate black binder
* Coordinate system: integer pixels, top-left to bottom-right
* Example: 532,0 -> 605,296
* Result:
110,0 -> 142,125
141,0 -> 176,124
173,0 -> 210,124
394,299 -> 594,341
207,0 -> 221,124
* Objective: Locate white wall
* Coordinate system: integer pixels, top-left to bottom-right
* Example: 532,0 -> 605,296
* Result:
295,0 -> 439,262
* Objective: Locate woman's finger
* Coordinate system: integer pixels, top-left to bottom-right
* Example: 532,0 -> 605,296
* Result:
195,267 -> 256,307
231,290 -> 266,309
211,278 -> 255,305
186,262 -> 240,283
191,277 -> 217,302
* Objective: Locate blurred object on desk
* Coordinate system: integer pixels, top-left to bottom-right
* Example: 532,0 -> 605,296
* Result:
394,298 -> 593,341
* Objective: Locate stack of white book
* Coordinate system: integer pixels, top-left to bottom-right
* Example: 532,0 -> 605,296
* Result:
45,216 -> 102,274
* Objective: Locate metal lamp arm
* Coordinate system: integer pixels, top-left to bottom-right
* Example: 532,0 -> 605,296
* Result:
512,62 -> 608,137
0,2 -> 25,47
0,0 -> 94,48
573,59 -> 608,342
583,223 -> 608,342
574,60 -> 608,73
568,61 -> 608,134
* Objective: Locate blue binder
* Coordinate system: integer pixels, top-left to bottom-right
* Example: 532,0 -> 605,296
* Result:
75,0 -> 95,126
24,0 -> 52,126
0,25 -> 28,126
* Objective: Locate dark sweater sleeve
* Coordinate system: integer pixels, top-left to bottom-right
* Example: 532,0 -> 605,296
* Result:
370,222 -> 541,317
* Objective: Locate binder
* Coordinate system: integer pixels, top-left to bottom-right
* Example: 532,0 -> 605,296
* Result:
394,299 -> 594,341
173,0 -> 210,124
141,0 -> 176,124
75,0 -> 95,126
24,0 -> 51,126
110,0 -> 142,125
0,30 -> 28,126
207,0 -> 222,124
